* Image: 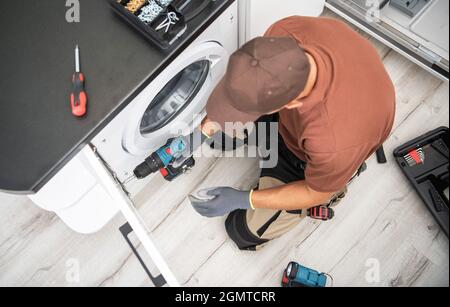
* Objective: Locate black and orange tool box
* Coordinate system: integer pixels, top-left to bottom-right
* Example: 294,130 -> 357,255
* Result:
394,127 -> 449,237
108,0 -> 187,49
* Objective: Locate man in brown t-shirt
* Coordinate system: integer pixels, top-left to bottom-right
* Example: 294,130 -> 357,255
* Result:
186,16 -> 396,250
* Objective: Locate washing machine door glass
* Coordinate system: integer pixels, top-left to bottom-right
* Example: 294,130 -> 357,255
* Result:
140,60 -> 211,135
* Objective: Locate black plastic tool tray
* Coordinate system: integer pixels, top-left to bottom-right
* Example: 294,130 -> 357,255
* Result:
394,127 -> 449,237
108,0 -> 187,50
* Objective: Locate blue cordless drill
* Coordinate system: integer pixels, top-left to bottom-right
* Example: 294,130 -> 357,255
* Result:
133,137 -> 195,182
282,262 -> 329,288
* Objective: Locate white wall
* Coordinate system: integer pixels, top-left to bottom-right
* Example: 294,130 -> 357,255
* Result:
238,0 -> 326,46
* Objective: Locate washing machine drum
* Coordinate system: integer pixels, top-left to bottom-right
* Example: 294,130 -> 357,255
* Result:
122,42 -> 228,156
140,60 -> 210,135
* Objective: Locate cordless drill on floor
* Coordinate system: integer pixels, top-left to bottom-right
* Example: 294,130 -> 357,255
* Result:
133,138 -> 195,182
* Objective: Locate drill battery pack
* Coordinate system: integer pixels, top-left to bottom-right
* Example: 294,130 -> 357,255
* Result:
160,156 -> 195,181
281,262 -> 329,288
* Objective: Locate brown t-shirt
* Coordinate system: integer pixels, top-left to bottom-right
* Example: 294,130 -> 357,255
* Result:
265,16 -> 396,193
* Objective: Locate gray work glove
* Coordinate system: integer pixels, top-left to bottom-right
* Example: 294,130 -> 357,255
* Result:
189,187 -> 253,218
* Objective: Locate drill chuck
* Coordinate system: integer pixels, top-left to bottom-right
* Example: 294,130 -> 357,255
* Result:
133,153 -> 164,179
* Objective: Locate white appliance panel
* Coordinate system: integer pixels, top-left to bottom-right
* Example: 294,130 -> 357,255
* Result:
239,0 -> 326,45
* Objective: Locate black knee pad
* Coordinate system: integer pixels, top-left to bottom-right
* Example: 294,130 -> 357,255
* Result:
225,210 -> 269,251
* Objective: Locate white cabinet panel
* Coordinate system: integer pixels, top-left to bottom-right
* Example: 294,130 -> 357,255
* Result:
29,155 -> 97,211
29,150 -> 119,234
239,0 -> 326,45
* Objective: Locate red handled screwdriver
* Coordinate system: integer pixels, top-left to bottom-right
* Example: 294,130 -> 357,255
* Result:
70,45 -> 88,117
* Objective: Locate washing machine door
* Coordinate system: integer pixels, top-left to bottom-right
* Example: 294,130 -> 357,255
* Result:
123,41 -> 228,156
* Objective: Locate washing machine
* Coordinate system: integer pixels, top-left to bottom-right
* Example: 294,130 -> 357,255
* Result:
92,2 -> 237,191
29,2 -> 238,234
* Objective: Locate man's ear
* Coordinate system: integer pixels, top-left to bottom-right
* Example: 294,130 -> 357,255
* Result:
284,100 -> 304,110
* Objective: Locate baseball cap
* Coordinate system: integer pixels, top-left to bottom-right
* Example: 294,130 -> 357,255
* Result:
206,37 -> 311,129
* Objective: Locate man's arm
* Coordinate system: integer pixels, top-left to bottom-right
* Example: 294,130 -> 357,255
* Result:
191,118 -> 335,215
251,181 -> 335,211
190,182 -> 336,218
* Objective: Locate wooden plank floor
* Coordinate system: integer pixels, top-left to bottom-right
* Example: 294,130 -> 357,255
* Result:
0,11 -> 448,287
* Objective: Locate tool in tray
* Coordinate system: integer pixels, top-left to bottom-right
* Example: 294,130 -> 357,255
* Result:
109,0 -> 187,49
394,127 -> 449,237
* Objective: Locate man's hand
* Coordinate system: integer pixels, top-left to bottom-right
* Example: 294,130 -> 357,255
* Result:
170,127 -> 211,168
189,187 -> 252,218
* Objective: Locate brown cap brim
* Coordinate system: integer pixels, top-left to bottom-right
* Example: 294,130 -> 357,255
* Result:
206,78 -> 263,131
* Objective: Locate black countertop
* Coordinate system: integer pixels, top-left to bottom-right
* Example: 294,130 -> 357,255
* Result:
0,0 -> 234,194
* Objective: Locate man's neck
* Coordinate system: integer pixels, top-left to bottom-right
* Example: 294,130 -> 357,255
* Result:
300,53 -> 318,98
